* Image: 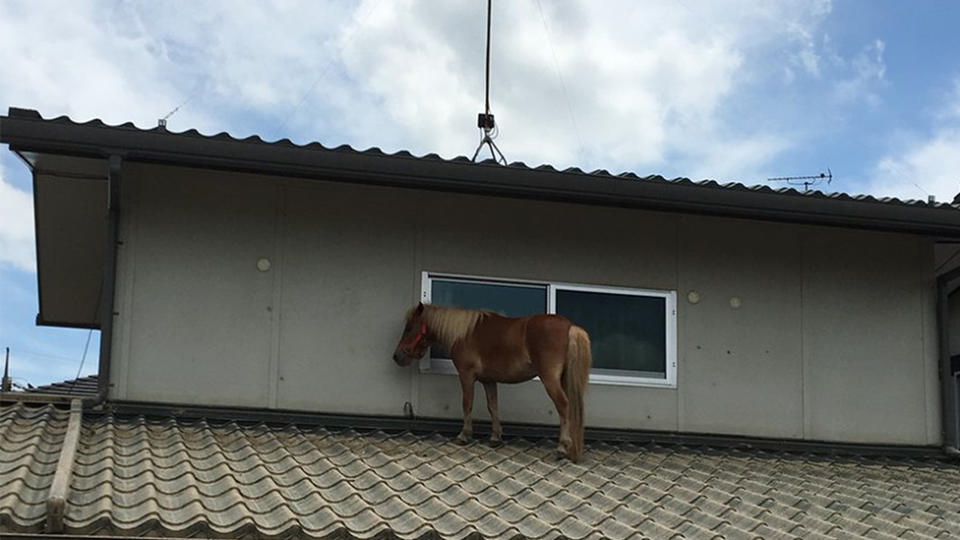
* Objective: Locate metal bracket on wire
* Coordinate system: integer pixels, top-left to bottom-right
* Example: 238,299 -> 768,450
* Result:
470,0 -> 507,166
471,114 -> 507,165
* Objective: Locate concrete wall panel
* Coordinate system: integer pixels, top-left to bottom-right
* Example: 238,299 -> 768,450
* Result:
678,217 -> 804,438
802,230 -> 927,443
123,167 -> 276,407
111,166 -> 939,445
276,182 -> 417,415
417,191 -> 679,291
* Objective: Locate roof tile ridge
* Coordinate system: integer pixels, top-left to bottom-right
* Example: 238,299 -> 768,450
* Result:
45,398 -> 83,533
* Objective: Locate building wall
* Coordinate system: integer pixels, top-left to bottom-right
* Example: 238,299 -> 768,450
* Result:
110,164 -> 941,445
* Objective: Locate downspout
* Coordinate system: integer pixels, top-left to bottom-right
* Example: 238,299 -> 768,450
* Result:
92,155 -> 122,407
935,266 -> 960,456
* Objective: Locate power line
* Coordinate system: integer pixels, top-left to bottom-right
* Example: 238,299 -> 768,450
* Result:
158,77 -> 207,129
68,273 -> 104,395
534,0 -> 586,164
68,329 -> 95,393
936,246 -> 960,274
272,0 -> 385,136
471,0 -> 507,164
13,350 -> 90,363
884,160 -> 934,200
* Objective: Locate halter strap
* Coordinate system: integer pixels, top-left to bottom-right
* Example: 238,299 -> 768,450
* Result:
400,322 -> 428,349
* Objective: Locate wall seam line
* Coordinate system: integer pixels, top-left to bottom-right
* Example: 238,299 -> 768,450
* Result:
268,185 -> 285,410
800,229 -> 807,440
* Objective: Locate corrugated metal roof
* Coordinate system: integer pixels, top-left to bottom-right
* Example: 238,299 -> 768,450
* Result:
1,108 -> 948,208
1,402 -> 958,539
5,107 -> 960,238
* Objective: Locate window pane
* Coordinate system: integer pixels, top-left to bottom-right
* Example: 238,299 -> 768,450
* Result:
556,289 -> 666,378
430,279 -> 547,358
431,279 -> 546,316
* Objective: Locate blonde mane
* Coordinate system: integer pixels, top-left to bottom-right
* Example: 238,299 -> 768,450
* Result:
414,304 -> 491,350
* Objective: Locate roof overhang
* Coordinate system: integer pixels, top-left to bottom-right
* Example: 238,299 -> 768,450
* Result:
5,106 -> 960,326
15,151 -> 106,328
5,107 -> 960,236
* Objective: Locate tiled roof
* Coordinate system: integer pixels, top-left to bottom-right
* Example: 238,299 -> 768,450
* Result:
25,375 -> 99,397
0,404 -> 67,532
1,402 -> 959,539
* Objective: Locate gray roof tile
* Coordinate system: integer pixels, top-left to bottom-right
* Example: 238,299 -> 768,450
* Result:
25,375 -> 99,397
1,403 -> 960,538
0,404 -> 68,529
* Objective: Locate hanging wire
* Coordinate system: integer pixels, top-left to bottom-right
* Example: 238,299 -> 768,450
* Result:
471,0 -> 507,164
68,273 -> 104,395
273,0 -> 385,136
14,350 -> 89,363
68,329 -> 95,391
158,77 -> 207,128
484,0 -> 493,117
534,0 -> 586,164
936,247 -> 960,274
885,160 -> 934,200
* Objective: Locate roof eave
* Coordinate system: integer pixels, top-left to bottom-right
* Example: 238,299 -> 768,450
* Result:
4,107 -> 960,237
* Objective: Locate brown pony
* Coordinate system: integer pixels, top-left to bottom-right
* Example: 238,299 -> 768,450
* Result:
393,302 -> 592,462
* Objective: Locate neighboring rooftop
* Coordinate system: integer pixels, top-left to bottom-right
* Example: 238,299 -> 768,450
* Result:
24,375 -> 98,397
2,402 -> 958,539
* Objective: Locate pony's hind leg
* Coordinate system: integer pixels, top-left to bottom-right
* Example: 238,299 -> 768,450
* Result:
482,381 -> 503,446
540,373 -> 572,459
455,373 -> 475,445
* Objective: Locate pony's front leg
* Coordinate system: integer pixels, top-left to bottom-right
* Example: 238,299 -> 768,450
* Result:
455,373 -> 475,445
482,382 -> 503,446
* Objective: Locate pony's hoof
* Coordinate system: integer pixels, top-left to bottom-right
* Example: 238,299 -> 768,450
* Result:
488,438 -> 504,448
554,449 -> 567,461
454,434 -> 471,445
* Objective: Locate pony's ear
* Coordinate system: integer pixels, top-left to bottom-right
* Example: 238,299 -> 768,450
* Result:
415,302 -> 424,315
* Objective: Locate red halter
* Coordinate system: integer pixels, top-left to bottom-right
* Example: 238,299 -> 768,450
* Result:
399,322 -> 428,350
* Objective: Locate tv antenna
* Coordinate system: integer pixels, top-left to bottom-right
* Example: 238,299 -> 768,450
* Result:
767,169 -> 832,192
471,0 -> 507,165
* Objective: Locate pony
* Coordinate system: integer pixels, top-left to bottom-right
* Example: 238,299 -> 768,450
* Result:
393,302 -> 592,462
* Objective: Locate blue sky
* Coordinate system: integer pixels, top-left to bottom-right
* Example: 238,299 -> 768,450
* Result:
2,0 -> 960,387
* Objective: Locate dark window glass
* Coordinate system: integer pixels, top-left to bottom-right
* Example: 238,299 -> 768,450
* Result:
556,289 -> 666,378
430,279 -> 547,358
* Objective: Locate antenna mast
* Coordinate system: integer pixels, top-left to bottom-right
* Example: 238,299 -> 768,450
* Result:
2,348 -> 11,392
471,0 -> 507,165
767,169 -> 832,193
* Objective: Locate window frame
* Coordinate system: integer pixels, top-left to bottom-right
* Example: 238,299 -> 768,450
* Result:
419,271 -> 677,388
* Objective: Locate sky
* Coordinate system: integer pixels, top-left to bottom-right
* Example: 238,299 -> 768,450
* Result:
2,0 -> 960,387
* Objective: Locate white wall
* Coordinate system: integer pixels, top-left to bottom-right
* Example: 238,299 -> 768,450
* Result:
110,164 -> 941,445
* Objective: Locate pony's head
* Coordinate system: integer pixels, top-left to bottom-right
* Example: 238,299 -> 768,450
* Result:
393,302 -> 430,366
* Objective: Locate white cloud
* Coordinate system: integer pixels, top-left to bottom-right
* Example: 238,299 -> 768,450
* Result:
0,162 -> 34,272
866,77 -> 960,202
942,76 -> 960,121
783,15 -> 833,80
327,0 -> 834,173
0,0 -> 867,284
0,0 -> 839,176
833,39 -> 886,106
868,129 -> 960,203
686,134 -> 792,183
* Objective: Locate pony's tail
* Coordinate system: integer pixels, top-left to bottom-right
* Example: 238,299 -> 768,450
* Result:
564,325 -> 592,462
